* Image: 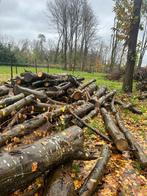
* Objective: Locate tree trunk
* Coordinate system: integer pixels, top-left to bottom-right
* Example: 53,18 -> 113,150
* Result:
0,126 -> 83,195
122,0 -> 142,93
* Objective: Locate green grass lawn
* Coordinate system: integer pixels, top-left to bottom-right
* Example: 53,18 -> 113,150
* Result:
0,66 -> 122,90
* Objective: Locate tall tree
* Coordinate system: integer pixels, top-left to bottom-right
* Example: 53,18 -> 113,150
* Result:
137,0 -> 147,68
122,0 -> 142,92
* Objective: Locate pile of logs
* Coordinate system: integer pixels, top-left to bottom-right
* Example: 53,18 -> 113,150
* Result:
0,71 -> 146,196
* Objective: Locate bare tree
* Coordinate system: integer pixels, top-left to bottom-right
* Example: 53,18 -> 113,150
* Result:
122,0 -> 142,92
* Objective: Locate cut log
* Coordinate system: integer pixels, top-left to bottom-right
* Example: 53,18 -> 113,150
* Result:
0,95 -> 35,121
14,85 -> 47,101
0,86 -> 9,97
0,125 -> 84,195
101,108 -> 128,152
78,145 -> 110,196
0,93 -> 25,109
111,97 -> 147,167
0,107 -> 68,147
44,163 -> 77,196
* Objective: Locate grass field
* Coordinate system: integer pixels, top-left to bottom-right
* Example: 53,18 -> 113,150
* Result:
0,66 -> 122,90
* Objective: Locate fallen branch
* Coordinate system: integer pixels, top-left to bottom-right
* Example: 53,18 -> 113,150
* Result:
78,145 -> 110,196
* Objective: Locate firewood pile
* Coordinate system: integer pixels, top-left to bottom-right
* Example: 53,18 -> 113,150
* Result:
0,71 -> 146,196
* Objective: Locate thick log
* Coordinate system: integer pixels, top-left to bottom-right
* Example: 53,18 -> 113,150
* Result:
0,95 -> 35,121
0,93 -> 25,109
44,163 -> 77,196
0,125 -> 83,195
111,97 -> 147,167
0,86 -> 9,97
79,145 -> 110,196
14,85 -> 47,101
101,108 -> 128,152
0,107 -> 68,147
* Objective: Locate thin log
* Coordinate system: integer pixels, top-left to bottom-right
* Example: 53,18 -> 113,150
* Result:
115,100 -> 142,114
79,145 -> 110,196
14,85 -> 47,101
0,93 -> 25,109
0,95 -> 35,121
101,108 -> 129,152
79,79 -> 96,90
44,163 -> 77,196
111,97 -> 147,167
69,109 -> 111,142
64,102 -> 95,123
95,87 -> 107,98
0,125 -> 84,195
0,86 -> 9,97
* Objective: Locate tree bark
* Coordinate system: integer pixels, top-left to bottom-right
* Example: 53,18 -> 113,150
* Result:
0,95 -> 34,121
122,0 -> 142,92
14,85 -> 47,101
0,93 -> 25,109
0,126 -> 83,195
44,163 -> 77,196
0,107 -> 68,147
101,108 -> 129,152
79,145 -> 110,196
0,86 -> 9,97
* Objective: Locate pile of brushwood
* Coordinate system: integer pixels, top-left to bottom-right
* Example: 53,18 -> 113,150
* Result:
0,71 -> 146,196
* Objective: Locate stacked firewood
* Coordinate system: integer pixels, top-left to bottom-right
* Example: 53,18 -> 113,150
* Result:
0,71 -> 146,196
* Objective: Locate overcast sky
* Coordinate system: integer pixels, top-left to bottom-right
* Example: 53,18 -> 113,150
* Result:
0,0 -> 147,65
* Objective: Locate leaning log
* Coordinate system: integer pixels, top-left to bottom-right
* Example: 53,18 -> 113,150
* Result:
0,86 -> 9,97
0,95 -> 35,121
14,85 -> 47,101
0,107 -> 68,147
44,163 -> 77,196
79,145 -> 110,196
101,108 -> 128,152
0,125 -> 84,195
0,93 -> 25,109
